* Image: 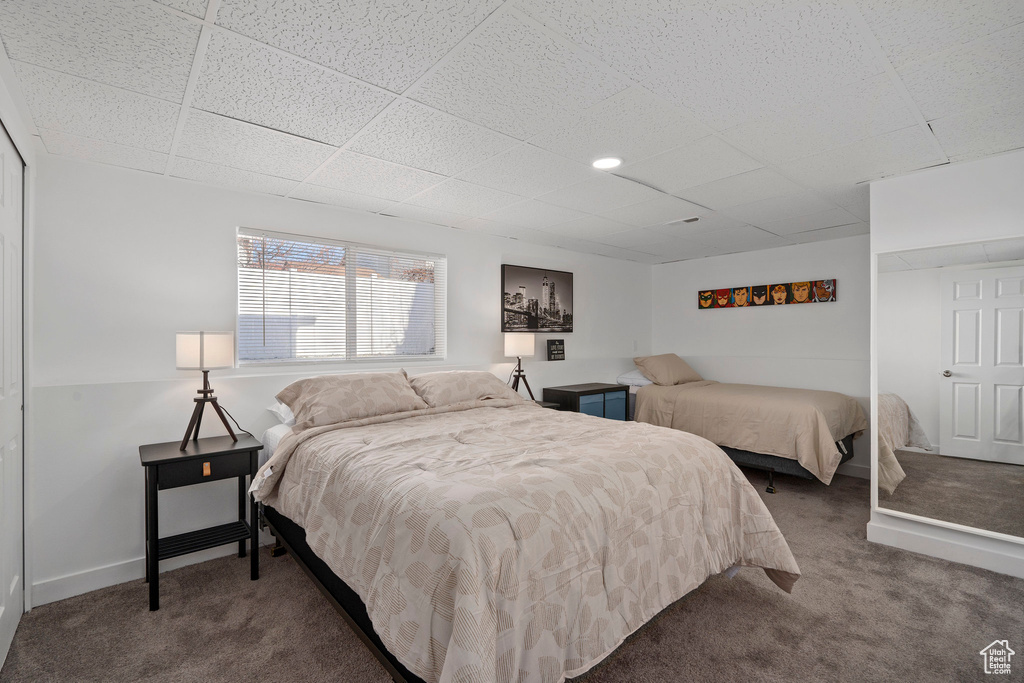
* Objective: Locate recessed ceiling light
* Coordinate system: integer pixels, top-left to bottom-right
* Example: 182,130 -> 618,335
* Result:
592,157 -> 622,170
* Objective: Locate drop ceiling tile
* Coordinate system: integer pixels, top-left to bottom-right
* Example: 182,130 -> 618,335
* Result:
544,215 -> 632,239
0,0 -> 198,101
306,150 -> 445,202
655,240 -> 726,262
599,195 -> 707,227
527,85 -> 713,166
787,222 -> 870,244
571,241 -> 659,262
348,100 -> 516,176
621,137 -> 762,194
898,23 -> 1024,120
170,157 -> 299,196
383,204 -> 472,229
176,109 -> 337,180
193,31 -> 393,147
722,191 -> 836,226
876,253 -> 912,272
676,169 -> 804,210
720,73 -> 918,164
290,184 -> 393,213
929,97 -> 1024,162
776,126 -> 946,190
983,237 -> 1024,263
483,200 -> 587,229
39,129 -> 168,174
155,0 -> 208,17
216,0 -> 502,92
13,63 -> 179,152
455,145 -> 595,198
455,217 -> 525,238
647,212 -> 748,239
514,0 -> 882,130
596,228 -> 685,255
405,179 -> 523,216
897,242 -> 989,269
410,12 -> 628,140
856,0 -> 1024,69
690,225 -> 793,252
758,207 -> 861,235
535,173 -> 662,214
823,183 -> 871,222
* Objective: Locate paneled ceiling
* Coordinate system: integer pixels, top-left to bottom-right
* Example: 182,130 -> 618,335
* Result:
1,0 -> 1022,264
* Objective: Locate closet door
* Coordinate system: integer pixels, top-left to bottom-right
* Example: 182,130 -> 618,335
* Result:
0,124 -> 24,667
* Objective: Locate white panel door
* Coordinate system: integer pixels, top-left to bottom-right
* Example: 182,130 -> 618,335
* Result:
940,266 -> 1024,463
0,127 -> 23,666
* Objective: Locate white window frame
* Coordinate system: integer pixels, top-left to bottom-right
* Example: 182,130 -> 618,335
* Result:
236,227 -> 447,365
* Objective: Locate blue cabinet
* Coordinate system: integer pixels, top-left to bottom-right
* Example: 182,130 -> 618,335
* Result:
542,383 -> 630,420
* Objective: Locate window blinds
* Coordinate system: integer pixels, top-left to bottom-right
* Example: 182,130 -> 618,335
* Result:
237,229 -> 446,363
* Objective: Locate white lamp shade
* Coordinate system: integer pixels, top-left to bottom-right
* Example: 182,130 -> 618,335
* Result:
504,333 -> 535,358
176,331 -> 235,370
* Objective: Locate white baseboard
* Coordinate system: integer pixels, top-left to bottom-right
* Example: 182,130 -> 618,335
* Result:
868,512 -> 1024,580
32,535 -> 273,607
836,461 -> 870,479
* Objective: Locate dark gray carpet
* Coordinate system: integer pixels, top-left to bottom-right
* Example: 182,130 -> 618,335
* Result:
3,472 -> 1023,682
881,449 -> 1024,538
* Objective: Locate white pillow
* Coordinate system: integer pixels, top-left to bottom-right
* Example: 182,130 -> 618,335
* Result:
616,369 -> 653,387
267,401 -> 296,426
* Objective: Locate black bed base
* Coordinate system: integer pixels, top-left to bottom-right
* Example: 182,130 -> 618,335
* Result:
722,433 -> 856,493
262,505 -> 425,683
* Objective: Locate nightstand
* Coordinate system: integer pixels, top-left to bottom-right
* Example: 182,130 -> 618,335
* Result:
542,383 -> 629,420
535,400 -> 560,409
139,434 -> 263,611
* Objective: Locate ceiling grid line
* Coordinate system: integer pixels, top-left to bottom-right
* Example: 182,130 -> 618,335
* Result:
161,0 -> 223,176
839,0 -> 950,165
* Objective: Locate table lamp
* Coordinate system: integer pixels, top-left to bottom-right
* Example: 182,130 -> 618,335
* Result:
504,333 -> 536,400
176,331 -> 236,450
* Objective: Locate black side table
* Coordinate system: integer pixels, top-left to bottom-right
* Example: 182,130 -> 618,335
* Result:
139,434 -> 263,611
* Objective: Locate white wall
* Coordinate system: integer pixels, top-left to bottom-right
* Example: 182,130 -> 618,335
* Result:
29,156 -> 653,604
650,235 -> 871,473
876,268 -> 941,444
870,148 -> 1024,578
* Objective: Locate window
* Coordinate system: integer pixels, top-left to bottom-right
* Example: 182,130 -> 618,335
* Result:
237,228 -> 446,363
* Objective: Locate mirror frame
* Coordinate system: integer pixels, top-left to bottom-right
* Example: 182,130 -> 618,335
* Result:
870,245 -> 1024,547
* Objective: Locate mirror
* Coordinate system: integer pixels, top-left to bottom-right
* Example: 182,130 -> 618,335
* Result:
876,236 -> 1024,539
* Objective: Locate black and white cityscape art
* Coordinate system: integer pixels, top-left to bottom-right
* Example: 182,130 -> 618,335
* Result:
501,264 -> 573,333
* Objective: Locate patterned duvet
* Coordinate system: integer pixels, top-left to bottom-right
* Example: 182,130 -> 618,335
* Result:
251,399 -> 800,683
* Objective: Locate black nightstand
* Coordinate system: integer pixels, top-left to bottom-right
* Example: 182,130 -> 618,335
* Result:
535,400 -> 560,409
543,383 -> 629,420
139,434 -> 263,611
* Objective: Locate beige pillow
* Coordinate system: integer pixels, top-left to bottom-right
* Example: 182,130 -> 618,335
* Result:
410,371 -> 525,408
277,371 -> 428,430
633,354 -> 703,386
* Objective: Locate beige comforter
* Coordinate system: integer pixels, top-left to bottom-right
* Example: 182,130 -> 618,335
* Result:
877,393 -> 932,495
635,381 -> 868,484
252,399 -> 799,683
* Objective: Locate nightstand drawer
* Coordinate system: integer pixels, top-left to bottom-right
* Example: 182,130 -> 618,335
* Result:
158,450 -> 251,490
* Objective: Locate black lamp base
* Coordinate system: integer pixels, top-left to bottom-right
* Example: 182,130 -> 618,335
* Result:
510,356 -> 535,400
180,370 -> 237,450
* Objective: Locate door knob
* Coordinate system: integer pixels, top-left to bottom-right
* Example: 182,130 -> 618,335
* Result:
942,370 -> 952,377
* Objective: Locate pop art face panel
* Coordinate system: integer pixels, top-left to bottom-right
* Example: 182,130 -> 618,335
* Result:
813,279 -> 836,302
699,279 -> 837,309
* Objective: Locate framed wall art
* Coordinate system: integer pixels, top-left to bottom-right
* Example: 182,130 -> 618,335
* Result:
698,279 -> 836,309
502,265 -> 573,332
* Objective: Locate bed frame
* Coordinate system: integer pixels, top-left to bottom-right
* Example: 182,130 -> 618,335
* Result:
262,505 -> 424,683
722,433 -> 857,493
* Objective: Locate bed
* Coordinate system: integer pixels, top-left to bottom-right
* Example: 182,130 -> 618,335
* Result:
630,355 -> 868,491
877,393 -> 932,495
253,370 -> 800,683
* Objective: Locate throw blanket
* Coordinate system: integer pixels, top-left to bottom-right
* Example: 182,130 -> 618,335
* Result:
251,400 -> 800,683
877,393 -> 932,495
635,381 -> 868,484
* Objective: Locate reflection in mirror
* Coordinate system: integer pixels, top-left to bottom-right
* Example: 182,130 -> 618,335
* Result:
877,236 -> 1024,539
